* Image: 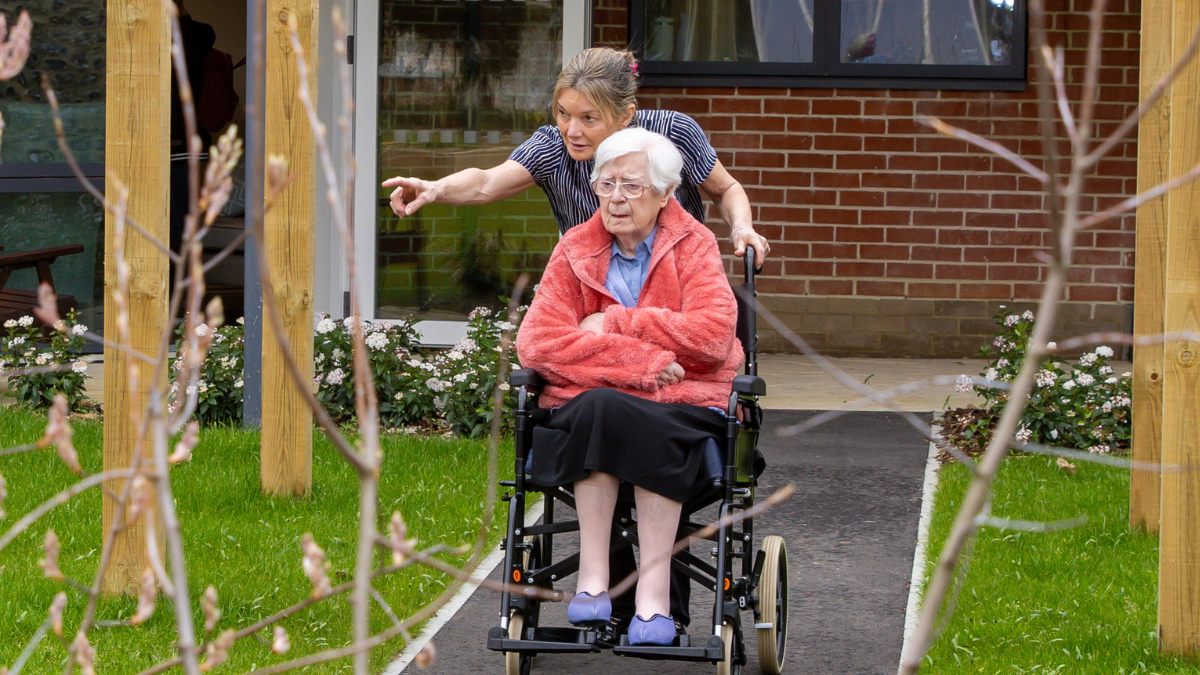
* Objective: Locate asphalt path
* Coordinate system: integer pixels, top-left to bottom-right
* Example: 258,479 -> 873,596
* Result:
407,410 -> 933,675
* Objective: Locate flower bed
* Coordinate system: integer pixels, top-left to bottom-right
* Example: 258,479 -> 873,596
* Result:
0,313 -> 92,412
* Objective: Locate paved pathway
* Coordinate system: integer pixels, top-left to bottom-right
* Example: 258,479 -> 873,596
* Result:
402,410 -> 933,675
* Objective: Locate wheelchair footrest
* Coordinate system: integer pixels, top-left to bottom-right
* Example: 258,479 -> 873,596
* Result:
611,634 -> 724,662
487,626 -> 601,654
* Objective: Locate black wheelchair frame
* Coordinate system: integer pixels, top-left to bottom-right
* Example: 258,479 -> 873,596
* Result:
487,250 -> 788,675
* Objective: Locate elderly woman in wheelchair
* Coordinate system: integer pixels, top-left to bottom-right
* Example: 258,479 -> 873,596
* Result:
495,127 -> 786,674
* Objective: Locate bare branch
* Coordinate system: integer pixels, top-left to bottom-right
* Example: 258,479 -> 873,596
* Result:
919,116 -> 1050,184
1078,159 -> 1200,230
1076,0 -> 1107,145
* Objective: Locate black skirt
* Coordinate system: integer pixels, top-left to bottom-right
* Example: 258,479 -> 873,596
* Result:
531,389 -> 727,503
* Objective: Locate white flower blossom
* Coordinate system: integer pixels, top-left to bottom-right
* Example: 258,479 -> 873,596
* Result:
1004,314 -> 1020,327
3,319 -> 16,328
408,358 -> 422,368
1079,353 -> 1097,366
366,332 -> 388,350
1076,373 -> 1095,387
453,373 -> 468,383
997,358 -> 1009,368
186,384 -> 198,396
985,368 -> 999,381
496,321 -> 517,332
1089,444 -> 1111,455
434,397 -> 446,410
468,307 -> 492,320
420,362 -> 436,372
954,374 -> 973,393
343,316 -> 358,330
326,368 -> 346,385
1036,370 -> 1056,388
236,316 -> 245,325
426,377 -> 445,393
10,337 -> 25,346
198,381 -> 209,394
1062,380 -> 1076,390
35,352 -> 50,366
1095,345 -> 1114,358
316,318 -> 336,334
71,324 -> 88,336
1105,377 -> 1118,384
1114,396 -> 1131,407
469,383 -> 478,389
446,350 -> 463,361
214,332 -> 225,344
1046,341 -> 1057,350
1102,400 -> 1114,413
1015,427 -> 1032,444
72,360 -> 88,374
1021,310 -> 1034,321
499,382 -> 511,391
455,337 -> 478,353
1121,372 -> 1132,378
332,348 -> 344,361
1050,429 -> 1059,440
17,315 -> 34,327
1099,365 -> 1113,375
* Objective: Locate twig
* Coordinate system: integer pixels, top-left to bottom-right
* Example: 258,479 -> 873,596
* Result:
7,618 -> 51,675
1078,160 -> 1200,230
919,116 -> 1050,184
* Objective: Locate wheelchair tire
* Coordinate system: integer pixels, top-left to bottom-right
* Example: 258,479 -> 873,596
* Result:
716,622 -> 741,675
505,611 -> 533,675
756,535 -> 788,675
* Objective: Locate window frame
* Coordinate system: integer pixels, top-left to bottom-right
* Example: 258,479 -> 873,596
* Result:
627,0 -> 1028,90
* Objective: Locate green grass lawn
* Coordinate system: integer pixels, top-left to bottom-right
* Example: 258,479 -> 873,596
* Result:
0,406 -> 516,673
923,455 -> 1197,674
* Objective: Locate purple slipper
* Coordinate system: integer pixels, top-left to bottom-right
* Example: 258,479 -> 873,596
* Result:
567,591 -> 611,626
628,614 -> 676,645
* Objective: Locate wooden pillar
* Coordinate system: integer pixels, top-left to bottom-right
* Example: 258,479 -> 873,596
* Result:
1131,0 -> 1172,531
260,0 -> 317,496
1158,0 -> 1200,655
102,0 -> 170,594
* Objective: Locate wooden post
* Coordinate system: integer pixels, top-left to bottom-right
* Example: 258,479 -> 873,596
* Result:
1158,0 -> 1200,655
260,0 -> 317,496
1131,0 -> 1172,531
102,0 -> 170,595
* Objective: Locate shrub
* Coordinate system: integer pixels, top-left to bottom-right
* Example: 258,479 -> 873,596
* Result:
0,313 -> 92,412
965,307 -> 1131,454
170,319 -> 245,425
313,314 -> 428,428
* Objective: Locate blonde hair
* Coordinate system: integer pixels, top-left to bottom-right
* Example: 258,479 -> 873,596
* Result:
553,48 -> 639,126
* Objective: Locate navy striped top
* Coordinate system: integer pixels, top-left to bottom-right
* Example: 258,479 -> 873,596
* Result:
509,109 -> 718,235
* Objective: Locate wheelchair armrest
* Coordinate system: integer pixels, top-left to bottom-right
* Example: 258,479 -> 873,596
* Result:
510,368 -> 545,390
732,375 -> 766,396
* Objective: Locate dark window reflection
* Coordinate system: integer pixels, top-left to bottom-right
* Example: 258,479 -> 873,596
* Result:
840,0 -> 1015,66
643,0 -> 814,63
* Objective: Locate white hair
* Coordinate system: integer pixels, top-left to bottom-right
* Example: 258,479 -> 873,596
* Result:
590,127 -> 683,196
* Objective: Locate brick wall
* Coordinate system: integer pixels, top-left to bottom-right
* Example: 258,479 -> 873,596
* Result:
596,0 -> 1139,357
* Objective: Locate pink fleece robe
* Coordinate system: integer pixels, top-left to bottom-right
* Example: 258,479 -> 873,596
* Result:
516,198 -> 744,410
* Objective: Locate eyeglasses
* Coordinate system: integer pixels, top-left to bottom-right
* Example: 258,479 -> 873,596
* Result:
591,180 -> 651,199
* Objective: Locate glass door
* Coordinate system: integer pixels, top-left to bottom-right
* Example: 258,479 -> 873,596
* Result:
366,0 -> 566,324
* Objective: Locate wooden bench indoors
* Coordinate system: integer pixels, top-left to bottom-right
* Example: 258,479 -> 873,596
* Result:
0,244 -> 86,327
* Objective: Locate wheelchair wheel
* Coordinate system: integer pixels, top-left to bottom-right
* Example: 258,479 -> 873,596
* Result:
505,611 -> 534,675
757,535 -> 788,675
716,622 -> 741,675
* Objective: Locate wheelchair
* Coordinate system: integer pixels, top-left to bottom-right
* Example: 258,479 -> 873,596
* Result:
487,251 -> 788,675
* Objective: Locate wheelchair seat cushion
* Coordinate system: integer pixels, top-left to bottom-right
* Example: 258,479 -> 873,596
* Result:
530,388 -> 726,503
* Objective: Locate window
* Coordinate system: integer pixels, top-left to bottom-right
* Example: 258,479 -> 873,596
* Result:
630,0 -> 1026,90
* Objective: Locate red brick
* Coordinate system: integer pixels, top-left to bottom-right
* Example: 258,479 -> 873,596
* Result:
858,281 -> 906,296
865,136 -> 916,153
887,191 -> 937,208
965,211 -> 1017,228
785,260 -> 834,276
966,174 -> 1019,192
960,284 -> 1014,300
938,229 -> 989,246
914,210 -> 964,227
785,189 -> 838,205
886,262 -> 933,278
814,172 -> 861,189
788,153 -> 835,169
712,98 -> 762,114
863,100 -> 914,116
1013,283 -> 1044,300
1069,285 -> 1119,302
940,155 -> 992,172
812,242 -> 859,258
965,247 -> 1015,263
889,155 -> 939,172
812,208 -> 860,225
812,99 -> 862,116
861,209 -> 912,225
759,170 -> 811,188
783,225 -> 833,242
814,136 -> 863,152
840,190 -> 886,207
915,100 -> 970,118
887,118 -> 923,135
744,187 -> 786,204
915,174 -> 965,191
764,99 -> 809,115
908,283 -> 960,299
1072,249 -> 1123,265
837,154 -> 887,171
655,97 -> 710,115
837,261 -> 887,277
788,117 -> 835,133
885,227 -> 937,243
836,118 -> 887,135
710,133 -> 761,149
835,226 -> 886,243
809,280 -> 853,295
863,172 -> 914,189
990,265 -> 1041,281
736,116 -> 786,132
860,244 -> 912,260
734,152 -> 786,168
936,264 -> 988,280
761,134 -> 814,151
772,243 -> 811,259
1016,248 -> 1054,264
736,87 -> 790,96
916,137 -> 970,154
760,205 -> 813,221
938,193 -> 990,210
913,246 -> 963,262
1096,232 -> 1136,248
992,193 -> 1044,210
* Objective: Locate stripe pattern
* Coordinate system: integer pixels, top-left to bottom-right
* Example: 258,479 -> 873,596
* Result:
509,109 -> 718,235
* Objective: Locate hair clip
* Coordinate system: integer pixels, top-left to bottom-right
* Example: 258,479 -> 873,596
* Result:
630,63 -> 639,73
